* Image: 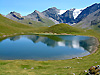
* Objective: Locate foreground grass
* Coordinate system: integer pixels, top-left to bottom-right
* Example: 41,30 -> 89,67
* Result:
0,15 -> 100,75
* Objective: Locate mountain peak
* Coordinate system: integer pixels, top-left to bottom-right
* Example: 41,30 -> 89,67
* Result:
10,11 -> 17,14
50,7 -> 57,9
6,11 -> 24,20
33,10 -> 41,15
34,10 -> 39,13
33,10 -> 45,17
47,7 -> 59,11
9,11 -> 22,16
95,3 -> 100,5
69,8 -> 75,11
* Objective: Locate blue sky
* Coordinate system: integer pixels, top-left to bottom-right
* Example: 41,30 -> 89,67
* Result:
0,0 -> 100,16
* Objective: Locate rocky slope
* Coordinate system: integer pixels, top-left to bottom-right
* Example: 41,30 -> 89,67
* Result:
6,11 -> 24,21
25,10 -> 47,22
60,9 -> 75,23
6,11 -> 55,27
74,9 -> 100,31
42,7 -> 63,22
42,7 -> 77,23
76,3 -> 100,23
42,3 -> 100,25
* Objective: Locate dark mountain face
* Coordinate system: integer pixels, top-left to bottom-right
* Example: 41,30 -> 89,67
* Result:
76,3 -> 100,23
60,9 -> 75,23
6,12 -> 24,21
74,9 -> 100,30
42,7 -> 63,22
42,7 -> 76,23
10,12 -> 24,20
42,3 -> 100,24
74,3 -> 100,31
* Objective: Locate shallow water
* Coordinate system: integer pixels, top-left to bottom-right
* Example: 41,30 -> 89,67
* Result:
0,35 -> 97,60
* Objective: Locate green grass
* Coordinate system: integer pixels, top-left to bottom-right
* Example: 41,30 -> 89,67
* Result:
0,14 -> 100,75
91,24 -> 100,32
0,14 -> 34,34
0,14 -> 49,36
18,17 -> 55,27
43,23 -> 83,34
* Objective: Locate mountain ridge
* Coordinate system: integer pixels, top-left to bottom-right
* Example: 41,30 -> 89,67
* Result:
74,9 -> 100,31
4,3 -> 100,28
76,3 -> 100,23
6,11 -> 55,27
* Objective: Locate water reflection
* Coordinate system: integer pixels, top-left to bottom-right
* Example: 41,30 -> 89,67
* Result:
0,35 -> 98,60
9,35 -> 97,53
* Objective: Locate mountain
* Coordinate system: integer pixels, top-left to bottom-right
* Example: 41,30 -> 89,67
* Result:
73,9 -> 83,19
74,9 -> 100,31
42,3 -> 100,24
58,10 -> 67,15
42,7 -> 63,23
6,11 -> 55,27
60,8 -> 75,23
42,7 -> 82,24
0,14 -> 84,36
25,10 -> 47,22
5,3 -> 100,27
76,3 -> 100,23
6,11 -> 24,21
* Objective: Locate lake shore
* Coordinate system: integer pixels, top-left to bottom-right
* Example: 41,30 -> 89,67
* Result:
90,37 -> 99,54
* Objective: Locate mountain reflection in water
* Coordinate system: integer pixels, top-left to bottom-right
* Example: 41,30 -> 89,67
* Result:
9,35 -> 97,53
0,35 -> 98,60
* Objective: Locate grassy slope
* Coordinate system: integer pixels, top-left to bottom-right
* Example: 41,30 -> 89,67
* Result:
42,23 -> 83,34
0,14 -> 56,36
18,17 -> 55,27
0,15 -> 100,75
91,24 -> 100,32
74,22 -> 100,32
0,14 -> 49,36
8,13 -> 55,27
0,14 -> 34,34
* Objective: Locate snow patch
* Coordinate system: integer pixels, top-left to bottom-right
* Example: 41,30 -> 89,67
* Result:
58,10 -> 67,15
73,9 -> 82,19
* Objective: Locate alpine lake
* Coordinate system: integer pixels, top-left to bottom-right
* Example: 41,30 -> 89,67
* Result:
0,34 -> 98,60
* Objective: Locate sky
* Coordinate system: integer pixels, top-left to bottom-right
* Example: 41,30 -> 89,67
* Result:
0,0 -> 100,16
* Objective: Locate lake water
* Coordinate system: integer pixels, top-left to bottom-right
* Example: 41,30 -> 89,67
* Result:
0,35 -> 97,60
